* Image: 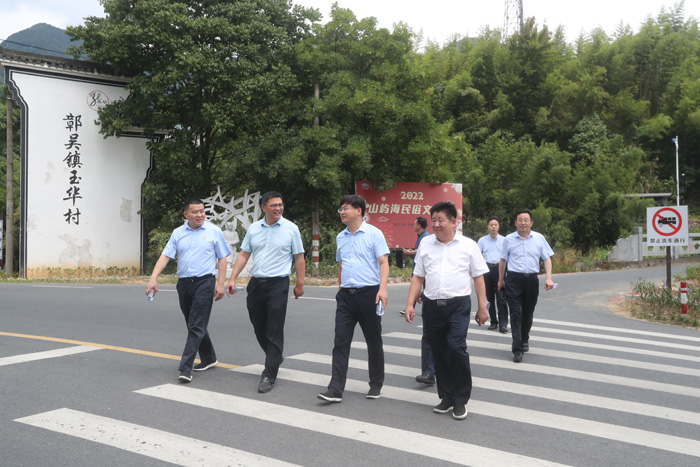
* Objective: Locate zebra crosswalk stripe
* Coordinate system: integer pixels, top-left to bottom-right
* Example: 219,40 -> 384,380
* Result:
234,362 -> 700,458
288,352 -> 700,427
135,383 -> 570,467
15,408 -> 301,467
359,342 -> 700,398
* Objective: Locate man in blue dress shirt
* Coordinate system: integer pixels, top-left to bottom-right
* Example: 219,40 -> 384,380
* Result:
478,216 -> 509,333
318,194 -> 389,403
226,191 -> 305,393
147,199 -> 231,383
498,210 -> 554,363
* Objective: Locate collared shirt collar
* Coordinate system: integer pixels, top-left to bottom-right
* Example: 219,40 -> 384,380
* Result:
343,220 -> 368,235
261,217 -> 283,228
433,232 -> 459,246
184,221 -> 209,232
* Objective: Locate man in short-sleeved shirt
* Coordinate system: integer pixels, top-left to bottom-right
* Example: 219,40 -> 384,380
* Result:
318,194 -> 389,403
226,191 -> 305,393
147,198 -> 231,383
405,201 -> 489,420
478,216 -> 509,332
498,209 -> 554,363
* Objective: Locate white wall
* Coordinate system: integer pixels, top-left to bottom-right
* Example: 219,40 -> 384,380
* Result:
8,69 -> 151,277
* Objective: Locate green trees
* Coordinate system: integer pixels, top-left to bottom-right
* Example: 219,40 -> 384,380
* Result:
68,0 -> 319,228
63,0 -> 698,258
219,5 -> 459,221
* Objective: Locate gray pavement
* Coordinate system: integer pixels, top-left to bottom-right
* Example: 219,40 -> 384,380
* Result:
1,263 -> 699,466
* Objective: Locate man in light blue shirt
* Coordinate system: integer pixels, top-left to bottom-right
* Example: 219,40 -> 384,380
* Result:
478,216 -> 509,333
318,194 -> 389,403
226,191 -> 305,393
147,198 -> 231,383
498,209 -> 554,363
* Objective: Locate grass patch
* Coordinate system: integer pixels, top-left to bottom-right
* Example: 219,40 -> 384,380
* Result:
623,264 -> 700,328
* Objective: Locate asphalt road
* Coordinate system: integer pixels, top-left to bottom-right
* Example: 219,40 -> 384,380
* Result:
1,264 -> 699,466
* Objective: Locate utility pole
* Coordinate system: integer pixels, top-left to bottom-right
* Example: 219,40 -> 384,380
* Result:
504,0 -> 524,40
5,93 -> 14,275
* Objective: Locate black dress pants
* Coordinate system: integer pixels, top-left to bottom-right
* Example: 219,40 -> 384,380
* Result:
484,263 -> 508,326
422,296 -> 473,405
328,285 -> 384,394
176,275 -> 217,373
246,276 -> 290,382
505,272 -> 539,354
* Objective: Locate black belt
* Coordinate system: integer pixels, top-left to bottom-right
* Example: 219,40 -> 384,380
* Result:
509,271 -> 537,278
252,276 -> 287,283
423,295 -> 468,306
487,263 -> 499,267
341,285 -> 377,295
178,274 -> 214,283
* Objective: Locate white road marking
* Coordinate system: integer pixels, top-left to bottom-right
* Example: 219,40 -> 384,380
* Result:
289,353 -> 700,426
534,318 -> 700,344
385,331 -> 700,376
15,408 -> 300,467
235,363 -> 700,458
361,342 -> 700,398
0,345 -> 100,367
136,384 -> 570,467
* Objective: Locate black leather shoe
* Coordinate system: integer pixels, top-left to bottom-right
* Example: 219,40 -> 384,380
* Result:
258,376 -> 274,393
488,323 -> 498,330
513,352 -> 523,363
523,342 -> 529,352
499,326 -> 508,333
415,373 -> 436,385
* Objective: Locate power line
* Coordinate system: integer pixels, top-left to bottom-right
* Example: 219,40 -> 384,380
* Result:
0,38 -> 75,57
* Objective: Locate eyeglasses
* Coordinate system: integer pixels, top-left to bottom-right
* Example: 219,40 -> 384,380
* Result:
268,203 -> 284,209
516,218 -> 531,223
337,206 -> 356,213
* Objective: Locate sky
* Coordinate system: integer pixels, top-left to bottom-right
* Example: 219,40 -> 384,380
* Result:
1,0 -> 698,48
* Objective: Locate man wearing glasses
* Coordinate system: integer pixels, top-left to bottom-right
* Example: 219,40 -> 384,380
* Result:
226,191 -> 305,393
318,194 -> 389,403
498,210 -> 554,363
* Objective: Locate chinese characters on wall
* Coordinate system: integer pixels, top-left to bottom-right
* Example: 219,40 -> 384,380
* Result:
62,113 -> 83,225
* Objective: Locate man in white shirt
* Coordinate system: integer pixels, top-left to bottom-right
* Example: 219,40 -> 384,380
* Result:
404,201 -> 488,420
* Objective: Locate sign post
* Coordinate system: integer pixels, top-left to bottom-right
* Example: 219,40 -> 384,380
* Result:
647,206 -> 689,290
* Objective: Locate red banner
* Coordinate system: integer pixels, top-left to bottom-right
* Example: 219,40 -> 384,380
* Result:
355,181 -> 463,248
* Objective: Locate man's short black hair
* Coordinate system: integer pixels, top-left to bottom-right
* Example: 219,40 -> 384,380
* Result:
430,201 -> 457,220
340,194 -> 366,217
515,209 -> 532,221
261,191 -> 283,206
416,217 -> 428,229
487,216 -> 500,224
183,198 -> 205,211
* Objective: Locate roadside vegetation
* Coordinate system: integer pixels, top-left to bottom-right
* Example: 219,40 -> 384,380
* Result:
624,264 -> 700,327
